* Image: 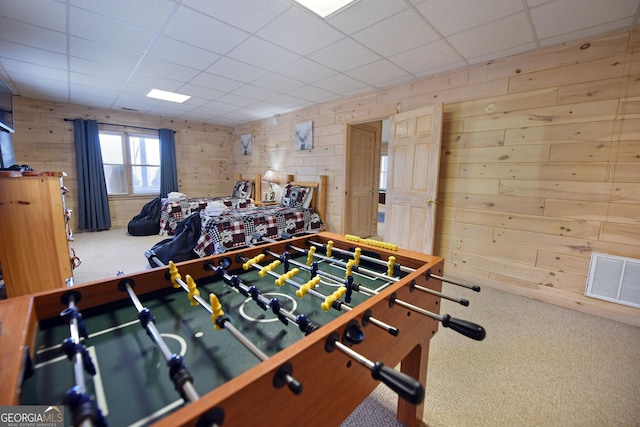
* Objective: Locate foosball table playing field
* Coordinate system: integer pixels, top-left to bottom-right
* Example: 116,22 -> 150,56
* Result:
0,231 -> 485,427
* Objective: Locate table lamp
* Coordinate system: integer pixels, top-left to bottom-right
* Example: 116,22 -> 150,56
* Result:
264,169 -> 276,201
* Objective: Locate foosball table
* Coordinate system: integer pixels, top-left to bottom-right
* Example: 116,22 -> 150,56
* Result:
0,232 -> 485,427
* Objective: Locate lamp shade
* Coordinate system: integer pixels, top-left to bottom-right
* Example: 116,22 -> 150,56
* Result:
264,169 -> 276,181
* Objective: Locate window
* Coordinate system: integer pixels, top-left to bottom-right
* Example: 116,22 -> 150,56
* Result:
380,154 -> 388,190
99,130 -> 160,196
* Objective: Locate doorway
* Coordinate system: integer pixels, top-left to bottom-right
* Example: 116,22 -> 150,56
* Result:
344,119 -> 388,239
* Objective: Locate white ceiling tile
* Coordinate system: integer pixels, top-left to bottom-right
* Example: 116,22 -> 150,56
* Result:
448,13 -> 535,59
314,73 -> 371,94
227,37 -> 300,71
539,17 -> 636,47
215,93 -> 259,108
136,57 -> 200,83
205,57 -> 268,83
417,0 -> 525,36
278,58 -> 337,84
346,59 -> 410,86
293,85 -> 337,102
251,72 -> 305,93
70,37 -> 141,68
161,6 -> 249,55
388,40 -> 465,74
69,57 -> 131,81
189,72 -> 244,93
0,17 -> 67,53
71,0 -> 177,31
231,84 -> 280,101
352,9 -> 440,57
10,75 -> 68,96
148,36 -> 221,70
308,37 -> 380,72
531,0 -> 639,39
0,0 -> 66,32
327,0 -> 408,35
257,6 -> 344,56
175,83 -> 225,100
69,8 -> 155,53
1,58 -> 67,82
0,40 -> 67,69
183,0 -> 292,33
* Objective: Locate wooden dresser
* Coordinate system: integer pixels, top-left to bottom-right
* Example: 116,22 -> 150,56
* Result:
0,171 -> 75,297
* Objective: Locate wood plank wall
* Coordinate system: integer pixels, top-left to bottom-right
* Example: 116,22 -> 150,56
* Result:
11,100 -> 234,230
233,28 -> 640,326
8,27 -> 640,325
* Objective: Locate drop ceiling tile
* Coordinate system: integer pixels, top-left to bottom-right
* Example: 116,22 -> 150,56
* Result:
70,71 -> 128,91
205,57 -> 268,83
352,9 -> 440,57
1,0 -> 66,32
257,6 -> 344,56
530,0 -> 639,39
161,6 -> 249,55
136,57 -> 200,83
277,58 -> 336,84
327,0 -> 408,35
251,72 -> 305,93
148,36 -> 221,70
314,73 -> 372,94
183,0 -> 292,33
231,84 -> 280,101
346,59 -> 410,87
0,40 -> 67,69
123,72 -> 186,93
227,36 -> 300,71
388,40 -> 465,74
71,0 -> 177,31
293,85 -> 337,103
539,17 -> 636,47
448,12 -> 535,59
175,83 -> 226,100
416,0 -> 525,36
69,8 -> 155,53
1,58 -> 67,82
0,17 -> 67,53
189,72 -> 244,93
308,37 -> 380,72
70,37 -> 141,68
215,93 -> 259,108
69,57 -> 131,81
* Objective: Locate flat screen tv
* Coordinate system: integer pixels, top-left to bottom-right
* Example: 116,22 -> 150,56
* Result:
0,77 -> 14,134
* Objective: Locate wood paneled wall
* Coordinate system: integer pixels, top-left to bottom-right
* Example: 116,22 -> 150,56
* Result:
11,100 -> 234,230
232,28 -> 640,326
8,27 -> 639,325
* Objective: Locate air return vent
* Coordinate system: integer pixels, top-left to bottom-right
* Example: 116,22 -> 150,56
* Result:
585,253 -> 640,309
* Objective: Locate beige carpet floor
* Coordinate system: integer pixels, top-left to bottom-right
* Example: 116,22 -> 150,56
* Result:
71,229 -> 640,427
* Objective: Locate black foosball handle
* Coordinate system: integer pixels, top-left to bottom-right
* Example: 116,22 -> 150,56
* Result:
441,314 -> 486,341
371,362 -> 424,405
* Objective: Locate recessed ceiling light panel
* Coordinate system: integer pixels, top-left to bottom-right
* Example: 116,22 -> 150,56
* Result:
292,0 -> 358,18
146,88 -> 191,103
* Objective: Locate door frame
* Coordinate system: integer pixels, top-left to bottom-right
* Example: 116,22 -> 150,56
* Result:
342,118 -> 386,236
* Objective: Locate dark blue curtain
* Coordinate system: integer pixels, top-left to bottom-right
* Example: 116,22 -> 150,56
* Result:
159,128 -> 178,197
74,119 -> 111,231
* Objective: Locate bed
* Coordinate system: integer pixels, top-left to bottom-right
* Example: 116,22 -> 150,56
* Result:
159,173 -> 260,236
194,175 -> 327,255
149,175 -> 328,262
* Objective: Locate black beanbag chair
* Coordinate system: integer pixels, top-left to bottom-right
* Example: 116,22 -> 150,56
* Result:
128,197 -> 162,236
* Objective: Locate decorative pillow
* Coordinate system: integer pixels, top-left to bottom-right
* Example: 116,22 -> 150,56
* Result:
231,180 -> 252,198
280,184 -> 311,209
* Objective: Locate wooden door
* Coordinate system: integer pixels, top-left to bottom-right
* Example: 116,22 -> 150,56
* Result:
345,121 -> 381,237
386,104 -> 443,253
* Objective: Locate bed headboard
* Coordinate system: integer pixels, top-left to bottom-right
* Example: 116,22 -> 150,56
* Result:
235,173 -> 261,200
255,173 -> 327,220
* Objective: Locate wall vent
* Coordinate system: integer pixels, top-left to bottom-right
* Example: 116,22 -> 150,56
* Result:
585,253 -> 640,309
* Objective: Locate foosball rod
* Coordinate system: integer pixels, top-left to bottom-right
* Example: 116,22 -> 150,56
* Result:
265,248 -> 469,307
265,250 -> 485,341
238,254 -> 399,336
168,262 -> 302,395
202,261 -> 321,335
61,278 -> 107,427
118,279 -> 199,403
306,239 -> 481,292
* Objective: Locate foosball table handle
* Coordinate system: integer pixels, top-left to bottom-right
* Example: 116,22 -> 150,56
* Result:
371,362 -> 424,405
441,314 -> 486,341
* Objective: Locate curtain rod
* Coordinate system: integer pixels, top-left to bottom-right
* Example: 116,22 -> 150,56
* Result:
63,118 -> 174,133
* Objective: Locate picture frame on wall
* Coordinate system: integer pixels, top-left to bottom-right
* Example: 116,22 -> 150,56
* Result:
294,121 -> 313,151
241,133 -> 252,155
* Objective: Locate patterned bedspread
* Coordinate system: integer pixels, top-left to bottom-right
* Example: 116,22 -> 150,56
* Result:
159,196 -> 252,236
194,205 -> 325,256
